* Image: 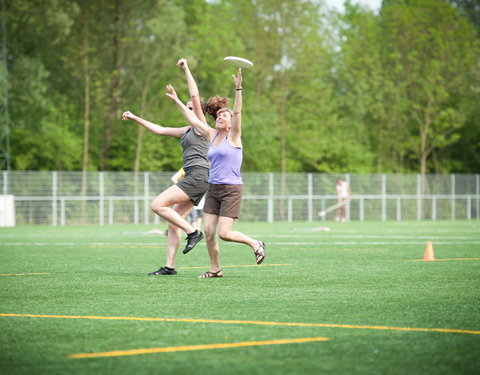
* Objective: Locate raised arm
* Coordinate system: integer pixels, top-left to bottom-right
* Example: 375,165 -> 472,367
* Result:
165,84 -> 215,140
121,111 -> 188,138
229,68 -> 243,147
177,58 -> 208,125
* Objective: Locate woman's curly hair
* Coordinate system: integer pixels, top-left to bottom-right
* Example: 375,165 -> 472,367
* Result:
205,96 -> 230,120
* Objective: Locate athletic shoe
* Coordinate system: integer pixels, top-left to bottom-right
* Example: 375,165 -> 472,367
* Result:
183,230 -> 204,254
148,266 -> 177,275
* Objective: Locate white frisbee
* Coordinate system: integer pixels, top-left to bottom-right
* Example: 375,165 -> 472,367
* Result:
224,56 -> 254,69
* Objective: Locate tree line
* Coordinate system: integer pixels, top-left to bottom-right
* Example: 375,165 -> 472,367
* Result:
2,0 -> 479,175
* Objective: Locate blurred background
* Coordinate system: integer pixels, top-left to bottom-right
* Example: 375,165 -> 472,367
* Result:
1,0 -> 479,226
1,0 -> 479,175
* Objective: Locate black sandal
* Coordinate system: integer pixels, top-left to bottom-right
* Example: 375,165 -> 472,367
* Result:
254,241 -> 266,265
198,269 -> 223,279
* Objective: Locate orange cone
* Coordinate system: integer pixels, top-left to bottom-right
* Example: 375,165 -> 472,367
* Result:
423,241 -> 435,261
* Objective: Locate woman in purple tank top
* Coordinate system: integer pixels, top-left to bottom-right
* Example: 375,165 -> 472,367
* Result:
166,65 -> 266,278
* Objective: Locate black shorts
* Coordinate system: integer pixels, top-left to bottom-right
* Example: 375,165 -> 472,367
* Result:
203,184 -> 243,219
176,166 -> 209,206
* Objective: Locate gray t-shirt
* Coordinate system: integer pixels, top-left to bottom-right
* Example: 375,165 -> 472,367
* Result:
180,127 -> 210,170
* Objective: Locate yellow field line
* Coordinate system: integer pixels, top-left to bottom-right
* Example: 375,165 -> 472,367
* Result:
1,313 -> 478,335
68,337 -> 330,359
89,245 -> 159,248
408,258 -> 480,262
179,264 -> 293,269
0,273 -> 50,277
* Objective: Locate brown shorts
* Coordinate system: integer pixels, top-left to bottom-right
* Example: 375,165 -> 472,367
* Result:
203,184 -> 243,219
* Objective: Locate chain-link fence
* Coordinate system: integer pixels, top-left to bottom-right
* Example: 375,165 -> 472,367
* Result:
1,171 -> 479,225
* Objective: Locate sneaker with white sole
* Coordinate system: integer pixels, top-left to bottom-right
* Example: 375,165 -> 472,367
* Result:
148,266 -> 177,275
183,230 -> 204,254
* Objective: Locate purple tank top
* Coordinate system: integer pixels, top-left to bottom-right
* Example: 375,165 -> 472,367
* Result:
207,134 -> 243,184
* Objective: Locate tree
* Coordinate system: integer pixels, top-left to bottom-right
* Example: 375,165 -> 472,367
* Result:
382,0 -> 479,176
449,0 -> 480,32
6,0 -> 81,170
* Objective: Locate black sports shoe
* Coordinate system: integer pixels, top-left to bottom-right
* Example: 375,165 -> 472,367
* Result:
183,230 -> 204,254
148,266 -> 177,275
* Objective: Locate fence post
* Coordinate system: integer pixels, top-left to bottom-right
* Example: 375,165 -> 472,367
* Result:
346,174 -> 351,221
288,198 -> 292,222
144,172 -> 149,225
108,197 -> 113,225
268,173 -> 274,223
476,174 -> 479,219
321,198 -> 326,222
416,174 -> 421,220
52,171 -> 57,226
60,198 -> 65,226
360,198 -> 364,222
3,170 -> 7,194
134,198 -> 139,224
134,172 -> 139,224
432,196 -> 436,221
451,174 -> 455,220
396,197 -> 401,221
99,172 -> 104,225
381,174 -> 386,221
308,173 -> 313,222
467,196 -> 471,220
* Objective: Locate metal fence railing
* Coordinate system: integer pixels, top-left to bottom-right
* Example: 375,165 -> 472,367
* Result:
1,171 -> 479,225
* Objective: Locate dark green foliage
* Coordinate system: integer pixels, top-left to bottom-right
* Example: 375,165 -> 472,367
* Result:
2,0 -> 479,172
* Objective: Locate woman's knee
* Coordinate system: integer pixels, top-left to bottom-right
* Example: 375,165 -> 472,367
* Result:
168,222 -> 180,233
204,226 -> 217,242
218,229 -> 232,242
151,200 -> 167,214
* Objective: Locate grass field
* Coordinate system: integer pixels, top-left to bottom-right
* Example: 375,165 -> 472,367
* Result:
0,220 -> 479,374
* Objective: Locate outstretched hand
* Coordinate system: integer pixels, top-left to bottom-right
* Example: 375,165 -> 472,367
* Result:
176,58 -> 188,71
233,68 -> 242,89
165,84 -> 178,101
121,111 -> 136,121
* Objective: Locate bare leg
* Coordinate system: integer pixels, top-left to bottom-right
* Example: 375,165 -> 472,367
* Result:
203,213 -> 221,272
151,185 -> 196,235
216,216 -> 265,265
336,200 -> 342,221
196,215 -> 202,230
165,201 -> 194,268
340,206 -> 346,222
217,216 -> 260,250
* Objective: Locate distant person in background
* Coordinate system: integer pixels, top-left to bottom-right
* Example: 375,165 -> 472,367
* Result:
336,177 -> 351,222
120,95 -> 209,276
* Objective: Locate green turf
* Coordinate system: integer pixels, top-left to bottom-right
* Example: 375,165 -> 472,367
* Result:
0,220 -> 479,374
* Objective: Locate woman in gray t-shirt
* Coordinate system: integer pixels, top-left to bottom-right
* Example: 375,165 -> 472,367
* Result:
121,98 -> 209,276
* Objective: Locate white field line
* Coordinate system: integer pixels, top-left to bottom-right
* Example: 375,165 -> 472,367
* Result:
1,241 -> 480,247
274,241 -> 480,245
2,234 -> 478,241
264,235 -> 480,242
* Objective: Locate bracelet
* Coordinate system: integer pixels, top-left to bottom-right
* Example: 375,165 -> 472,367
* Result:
236,88 -> 242,91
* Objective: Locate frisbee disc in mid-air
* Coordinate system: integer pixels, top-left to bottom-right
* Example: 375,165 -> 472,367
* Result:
224,56 -> 254,69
